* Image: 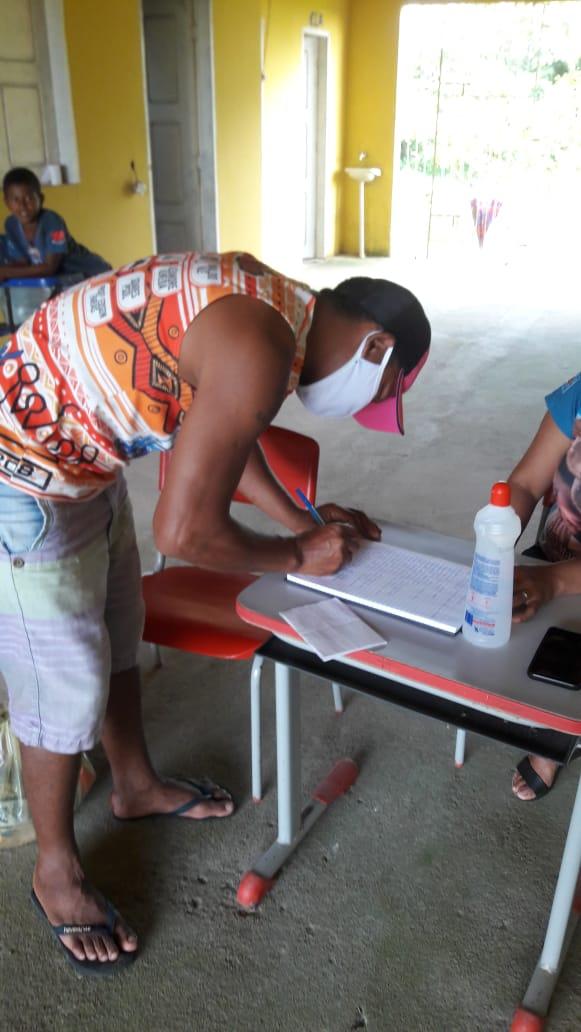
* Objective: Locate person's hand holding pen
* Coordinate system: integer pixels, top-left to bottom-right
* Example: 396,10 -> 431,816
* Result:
295,489 -> 381,539
293,489 -> 381,576
316,502 -> 381,541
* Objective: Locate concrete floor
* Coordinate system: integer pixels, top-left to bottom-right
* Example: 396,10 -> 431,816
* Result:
1,255 -> 580,1031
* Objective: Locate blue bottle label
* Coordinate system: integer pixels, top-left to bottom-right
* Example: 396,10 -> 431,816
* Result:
469,553 -> 500,596
465,552 -> 502,635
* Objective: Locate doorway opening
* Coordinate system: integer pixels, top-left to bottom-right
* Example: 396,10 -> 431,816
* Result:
391,2 -> 581,263
303,31 -> 328,260
141,0 -> 217,253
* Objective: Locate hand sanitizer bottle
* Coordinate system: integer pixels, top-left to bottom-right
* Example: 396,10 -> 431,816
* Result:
463,481 -> 521,648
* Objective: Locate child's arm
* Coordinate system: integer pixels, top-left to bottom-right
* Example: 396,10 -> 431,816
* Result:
0,253 -> 62,281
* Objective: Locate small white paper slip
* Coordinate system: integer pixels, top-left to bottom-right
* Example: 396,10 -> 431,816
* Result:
280,597 -> 387,662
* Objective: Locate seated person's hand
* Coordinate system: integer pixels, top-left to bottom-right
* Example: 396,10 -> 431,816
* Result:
512,564 -> 557,623
316,502 -> 381,541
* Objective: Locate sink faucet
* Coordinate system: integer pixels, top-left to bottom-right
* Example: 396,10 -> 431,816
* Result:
358,151 -> 367,162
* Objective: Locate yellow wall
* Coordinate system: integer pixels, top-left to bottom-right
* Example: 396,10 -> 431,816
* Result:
0,0 -> 404,265
260,0 -> 349,268
1,0 -> 154,269
342,0 -> 401,256
212,0 -> 401,262
212,0 -> 263,255
212,0 -> 349,268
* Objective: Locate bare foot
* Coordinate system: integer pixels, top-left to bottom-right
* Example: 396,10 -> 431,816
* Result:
33,856 -> 137,965
512,756 -> 558,801
111,777 -> 235,821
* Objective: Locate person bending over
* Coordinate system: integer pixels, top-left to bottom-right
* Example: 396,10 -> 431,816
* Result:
0,251 -> 430,973
509,372 -> 581,801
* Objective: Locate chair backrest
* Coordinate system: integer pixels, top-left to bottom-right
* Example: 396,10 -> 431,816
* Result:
157,424 -> 320,505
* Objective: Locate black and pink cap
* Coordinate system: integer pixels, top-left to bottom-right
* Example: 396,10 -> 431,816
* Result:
330,277 -> 431,434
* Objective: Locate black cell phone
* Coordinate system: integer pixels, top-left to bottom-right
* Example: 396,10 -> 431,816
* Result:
527,627 -> 581,691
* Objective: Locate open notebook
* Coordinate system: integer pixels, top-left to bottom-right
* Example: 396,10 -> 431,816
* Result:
287,540 -> 471,635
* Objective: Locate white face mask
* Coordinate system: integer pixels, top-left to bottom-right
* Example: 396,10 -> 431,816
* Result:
296,331 -> 394,418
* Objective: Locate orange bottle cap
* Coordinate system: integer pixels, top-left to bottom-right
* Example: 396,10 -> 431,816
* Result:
490,481 -> 511,506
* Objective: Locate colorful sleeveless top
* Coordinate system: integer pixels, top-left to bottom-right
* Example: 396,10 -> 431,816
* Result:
0,252 -> 314,501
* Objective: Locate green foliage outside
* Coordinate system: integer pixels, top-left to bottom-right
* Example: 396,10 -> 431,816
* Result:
392,2 -> 581,257
397,2 -> 581,186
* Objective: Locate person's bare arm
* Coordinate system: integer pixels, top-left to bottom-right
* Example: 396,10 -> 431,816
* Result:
236,441 -> 312,533
0,253 -> 63,281
237,443 -> 382,540
153,295 -> 359,575
508,411 -> 571,531
510,410 -> 579,622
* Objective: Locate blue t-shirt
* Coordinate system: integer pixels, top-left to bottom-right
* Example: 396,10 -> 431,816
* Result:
539,372 -> 581,560
3,208 -> 110,279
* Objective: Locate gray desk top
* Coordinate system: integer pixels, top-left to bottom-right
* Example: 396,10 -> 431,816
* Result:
237,522 -> 581,734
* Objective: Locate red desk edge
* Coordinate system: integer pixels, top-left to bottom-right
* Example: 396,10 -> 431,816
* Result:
237,599 -> 581,737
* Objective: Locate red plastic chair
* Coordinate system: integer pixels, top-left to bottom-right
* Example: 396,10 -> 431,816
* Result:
142,425 -> 320,799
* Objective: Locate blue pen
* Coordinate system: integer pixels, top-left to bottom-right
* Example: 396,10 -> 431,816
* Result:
0,347 -> 22,364
295,487 -> 325,526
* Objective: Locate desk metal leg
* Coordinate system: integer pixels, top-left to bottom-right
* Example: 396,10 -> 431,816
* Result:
331,682 -> 345,714
237,661 -> 358,908
454,728 -> 467,768
511,771 -> 581,1031
275,662 -> 302,843
250,654 -> 265,803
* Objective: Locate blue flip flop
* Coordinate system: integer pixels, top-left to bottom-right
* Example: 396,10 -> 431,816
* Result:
113,777 -> 235,822
30,889 -> 137,977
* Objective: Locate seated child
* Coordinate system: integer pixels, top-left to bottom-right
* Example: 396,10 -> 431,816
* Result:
0,167 -> 111,283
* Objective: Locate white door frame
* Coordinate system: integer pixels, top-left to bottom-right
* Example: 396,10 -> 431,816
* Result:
193,0 -> 218,250
139,0 -> 218,253
302,28 -> 328,259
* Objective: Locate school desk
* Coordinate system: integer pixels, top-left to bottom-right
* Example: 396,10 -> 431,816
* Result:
236,522 -> 581,1031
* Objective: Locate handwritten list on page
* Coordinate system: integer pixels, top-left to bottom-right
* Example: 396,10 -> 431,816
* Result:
287,541 -> 471,634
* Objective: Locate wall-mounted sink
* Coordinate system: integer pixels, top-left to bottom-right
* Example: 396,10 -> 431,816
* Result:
344,166 -> 382,184
344,167 -> 382,256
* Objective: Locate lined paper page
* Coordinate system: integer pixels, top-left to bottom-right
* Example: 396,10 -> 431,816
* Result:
287,541 -> 470,634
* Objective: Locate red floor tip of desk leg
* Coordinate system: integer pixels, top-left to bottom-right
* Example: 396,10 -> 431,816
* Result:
454,761 -> 464,769
252,796 -> 263,805
236,871 -> 276,908
313,759 -> 359,806
510,1008 -> 544,1032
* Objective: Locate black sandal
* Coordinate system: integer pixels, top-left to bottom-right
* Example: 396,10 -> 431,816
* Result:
31,889 -> 137,977
514,756 -> 560,802
113,777 -> 235,822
